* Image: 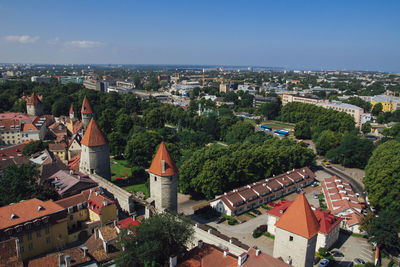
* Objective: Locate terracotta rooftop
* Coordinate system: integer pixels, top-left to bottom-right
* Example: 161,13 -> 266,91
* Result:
0,112 -> 34,122
117,217 -> 140,230
243,246 -> 291,267
69,104 -> 74,115
84,234 -> 119,263
0,199 -> 64,230
27,247 -> 91,267
0,238 -> 22,267
0,119 -> 21,130
99,225 -> 118,241
81,119 -> 107,147
81,96 -> 93,114
275,193 -> 320,239
178,243 -> 237,267
26,92 -> 42,106
148,141 -> 178,177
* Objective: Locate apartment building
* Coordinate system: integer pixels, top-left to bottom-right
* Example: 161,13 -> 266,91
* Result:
0,199 -> 68,260
317,102 -> 363,128
210,167 -> 315,216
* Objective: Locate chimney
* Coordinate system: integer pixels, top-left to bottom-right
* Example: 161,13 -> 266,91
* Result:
132,214 -> 136,221
103,200 -> 108,206
161,160 -> 166,174
58,253 -> 64,267
197,240 -> 203,248
81,246 -> 88,258
224,249 -> 229,256
65,255 -> 71,267
169,255 -> 177,267
70,170 -> 74,175
256,248 -> 261,256
94,228 -> 98,239
238,252 -> 248,266
113,220 -> 117,227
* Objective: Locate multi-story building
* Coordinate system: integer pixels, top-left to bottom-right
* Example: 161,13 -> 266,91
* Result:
0,119 -> 22,145
210,167 -> 315,216
316,102 -> 364,128
266,200 -> 342,251
282,93 -> 319,106
31,76 -> 51,83
0,199 -> 68,260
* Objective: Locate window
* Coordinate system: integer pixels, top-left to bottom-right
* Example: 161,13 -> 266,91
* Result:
46,237 -> 51,244
289,236 -> 293,241
20,246 -> 24,254
19,236 -> 23,243
28,233 -> 32,241
154,176 -> 157,181
28,243 -> 33,251
70,215 -> 74,221
45,227 -> 50,234
36,230 -> 41,238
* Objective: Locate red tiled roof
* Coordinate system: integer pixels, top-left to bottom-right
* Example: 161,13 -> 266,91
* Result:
0,112 -> 34,122
275,193 -> 320,239
81,119 -> 107,147
49,143 -> 66,152
81,96 -> 93,114
148,141 -> 178,177
69,104 -> 74,114
27,247 -> 90,267
0,238 -> 23,267
68,153 -> 81,172
26,92 -> 42,106
0,199 -> 64,229
178,243 -> 237,267
0,144 -> 26,159
0,119 -> 21,130
243,246 -> 291,267
117,217 -> 140,230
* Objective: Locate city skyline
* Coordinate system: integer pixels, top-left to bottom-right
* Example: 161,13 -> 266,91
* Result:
0,0 -> 399,72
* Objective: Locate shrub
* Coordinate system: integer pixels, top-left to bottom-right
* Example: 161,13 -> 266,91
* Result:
318,248 -> 328,258
253,229 -> 262,238
257,225 -> 267,232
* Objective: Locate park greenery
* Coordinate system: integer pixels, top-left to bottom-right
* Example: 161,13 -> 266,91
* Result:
115,212 -> 194,266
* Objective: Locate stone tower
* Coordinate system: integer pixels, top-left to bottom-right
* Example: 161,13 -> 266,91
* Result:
273,193 -> 320,267
147,142 -> 178,212
69,104 -> 75,119
79,118 -> 111,180
26,92 -> 43,116
81,96 -> 94,131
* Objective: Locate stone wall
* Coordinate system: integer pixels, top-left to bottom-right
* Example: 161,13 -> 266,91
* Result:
149,173 -> 178,212
89,174 -> 134,214
80,144 -> 111,180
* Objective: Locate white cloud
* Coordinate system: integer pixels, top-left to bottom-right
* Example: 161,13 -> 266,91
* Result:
5,35 -> 40,44
47,37 -> 60,45
64,40 -> 103,48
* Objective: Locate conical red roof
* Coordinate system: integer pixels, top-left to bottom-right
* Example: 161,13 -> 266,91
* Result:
148,142 -> 178,177
81,119 -> 107,147
69,104 -> 74,114
81,96 -> 93,114
275,193 -> 320,239
26,92 -> 42,105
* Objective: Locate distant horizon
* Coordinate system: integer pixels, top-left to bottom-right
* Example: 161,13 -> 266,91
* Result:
1,1 -> 399,72
1,62 -> 397,73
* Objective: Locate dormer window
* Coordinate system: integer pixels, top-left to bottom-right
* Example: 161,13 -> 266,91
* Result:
38,205 -> 45,211
11,213 -> 18,220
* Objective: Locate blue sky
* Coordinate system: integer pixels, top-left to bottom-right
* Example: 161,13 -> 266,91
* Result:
0,0 -> 399,71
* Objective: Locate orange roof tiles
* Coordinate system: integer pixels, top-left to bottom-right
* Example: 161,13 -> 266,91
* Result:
26,92 -> 42,106
179,243 -> 237,267
0,119 -> 21,130
81,119 -> 107,147
69,104 -> 74,114
81,96 -> 93,114
275,193 -> 320,239
0,199 -> 64,229
148,141 -> 178,176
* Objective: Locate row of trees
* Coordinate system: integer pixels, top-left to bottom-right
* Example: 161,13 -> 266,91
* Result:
179,138 -> 315,199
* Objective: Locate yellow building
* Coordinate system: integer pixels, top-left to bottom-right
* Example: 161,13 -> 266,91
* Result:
0,119 -> 22,145
0,199 -> 68,260
55,187 -> 117,243
48,142 -> 67,160
370,95 -> 400,113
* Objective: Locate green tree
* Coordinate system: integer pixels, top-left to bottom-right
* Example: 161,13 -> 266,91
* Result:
256,101 -> 281,120
371,103 -> 383,116
108,132 -> 126,156
361,122 -> 372,135
315,130 -> 340,155
368,209 -> 400,251
115,212 -> 194,266
294,121 -> 312,139
326,135 -> 374,169
363,140 -> 400,211
225,121 -> 254,144
125,131 -> 162,167
0,163 -> 57,206
144,108 -> 165,129
22,140 -> 45,156
382,122 -> 400,138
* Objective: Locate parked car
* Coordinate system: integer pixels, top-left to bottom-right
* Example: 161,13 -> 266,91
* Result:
314,193 -> 319,199
331,251 -> 343,257
216,217 -> 226,224
253,210 -> 262,215
313,256 -> 321,264
319,259 -> 329,267
354,258 -> 365,265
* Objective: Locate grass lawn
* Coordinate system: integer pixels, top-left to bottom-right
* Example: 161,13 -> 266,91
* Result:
110,159 -> 132,179
262,120 -> 295,130
124,183 -> 149,199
